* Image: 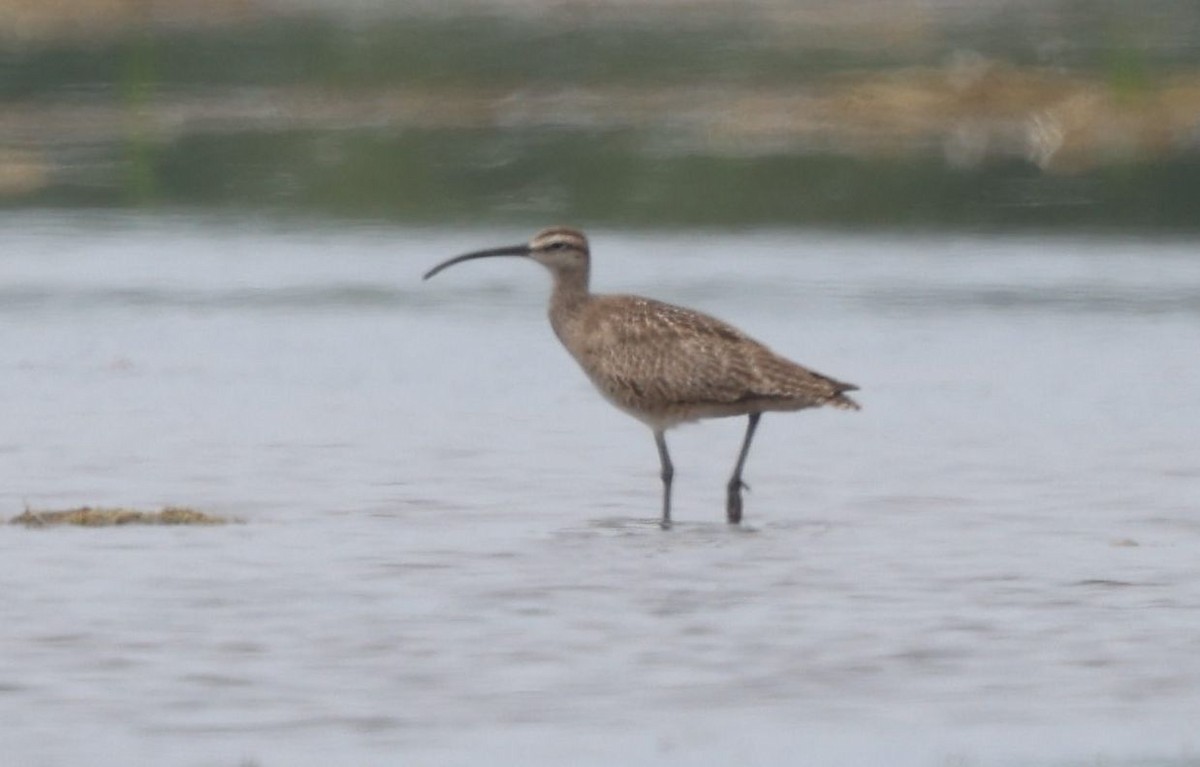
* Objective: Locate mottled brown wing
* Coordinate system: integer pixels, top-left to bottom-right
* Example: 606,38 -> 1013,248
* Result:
577,295 -> 856,414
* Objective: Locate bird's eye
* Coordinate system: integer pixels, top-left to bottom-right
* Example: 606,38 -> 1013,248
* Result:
547,242 -> 567,251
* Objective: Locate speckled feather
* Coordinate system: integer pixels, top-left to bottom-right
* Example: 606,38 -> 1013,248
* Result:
553,293 -> 859,428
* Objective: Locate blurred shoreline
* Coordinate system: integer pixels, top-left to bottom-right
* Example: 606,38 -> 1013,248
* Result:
3,1 -> 1200,229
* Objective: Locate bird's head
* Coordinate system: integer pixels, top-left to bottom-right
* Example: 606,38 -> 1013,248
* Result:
423,226 -> 589,281
527,227 -> 589,273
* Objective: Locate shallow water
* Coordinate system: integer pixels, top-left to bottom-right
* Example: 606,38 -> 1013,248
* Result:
2,214 -> 1199,766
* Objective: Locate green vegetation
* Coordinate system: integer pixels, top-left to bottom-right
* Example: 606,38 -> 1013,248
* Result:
0,15 -> 918,97
4,4 -> 1199,97
16,128 -> 1199,231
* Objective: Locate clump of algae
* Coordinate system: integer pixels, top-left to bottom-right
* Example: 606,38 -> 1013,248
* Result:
9,506 -> 230,528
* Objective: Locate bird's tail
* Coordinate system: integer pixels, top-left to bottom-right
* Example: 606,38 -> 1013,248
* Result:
824,379 -> 861,411
827,391 -> 861,411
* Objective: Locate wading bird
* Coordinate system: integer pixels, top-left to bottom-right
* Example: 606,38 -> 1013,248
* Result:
424,227 -> 859,528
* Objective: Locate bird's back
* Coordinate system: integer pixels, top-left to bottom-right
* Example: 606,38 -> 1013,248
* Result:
552,293 -> 859,428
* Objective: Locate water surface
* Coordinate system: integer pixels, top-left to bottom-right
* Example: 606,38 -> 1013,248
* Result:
2,215 -> 1199,765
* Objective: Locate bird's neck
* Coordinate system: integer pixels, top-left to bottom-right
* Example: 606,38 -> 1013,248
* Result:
549,266 -> 590,313
548,266 -> 591,340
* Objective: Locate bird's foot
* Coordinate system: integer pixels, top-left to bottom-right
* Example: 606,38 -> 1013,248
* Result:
659,517 -> 673,531
726,479 -> 749,525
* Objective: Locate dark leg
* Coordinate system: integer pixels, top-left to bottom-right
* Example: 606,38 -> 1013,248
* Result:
654,429 -> 674,530
726,413 -> 762,524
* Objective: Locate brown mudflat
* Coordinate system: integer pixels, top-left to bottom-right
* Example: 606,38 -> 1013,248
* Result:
10,506 -> 230,528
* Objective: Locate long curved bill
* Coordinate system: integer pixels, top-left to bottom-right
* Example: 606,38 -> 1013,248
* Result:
422,244 -> 531,281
